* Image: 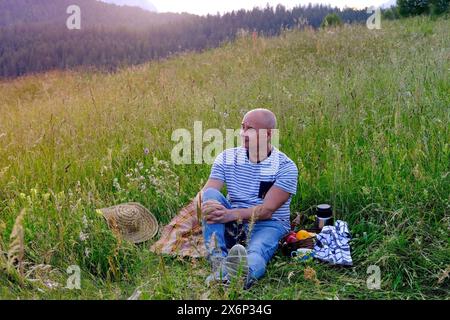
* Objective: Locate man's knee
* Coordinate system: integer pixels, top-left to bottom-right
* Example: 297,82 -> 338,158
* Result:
247,251 -> 267,280
248,244 -> 277,265
202,187 -> 223,202
247,234 -> 282,262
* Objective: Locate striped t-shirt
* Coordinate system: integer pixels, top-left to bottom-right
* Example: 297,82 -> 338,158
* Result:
209,146 -> 298,230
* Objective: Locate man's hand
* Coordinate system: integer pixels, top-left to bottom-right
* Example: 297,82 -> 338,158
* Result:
202,200 -> 235,224
201,200 -> 224,215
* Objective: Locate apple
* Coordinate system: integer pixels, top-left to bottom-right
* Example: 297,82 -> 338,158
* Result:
286,234 -> 298,243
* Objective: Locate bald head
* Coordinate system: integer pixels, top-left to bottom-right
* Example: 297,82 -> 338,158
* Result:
240,108 -> 277,155
243,108 -> 277,130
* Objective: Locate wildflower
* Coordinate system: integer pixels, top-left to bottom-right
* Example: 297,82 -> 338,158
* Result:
43,193 -> 50,202
95,209 -> 104,217
361,186 -> 371,195
113,178 -> 122,192
19,193 -> 26,199
144,148 -> 150,155
30,188 -> 38,198
304,266 -> 319,285
75,181 -> 82,193
43,280 -> 60,290
0,166 -> 10,178
82,215 -> 88,229
79,231 -> 89,242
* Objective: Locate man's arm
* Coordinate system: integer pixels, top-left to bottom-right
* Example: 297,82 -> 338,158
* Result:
204,185 -> 291,224
201,178 -> 224,193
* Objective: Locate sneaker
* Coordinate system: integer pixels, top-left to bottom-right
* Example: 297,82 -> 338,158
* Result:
205,270 -> 230,287
224,244 -> 249,282
205,254 -> 229,287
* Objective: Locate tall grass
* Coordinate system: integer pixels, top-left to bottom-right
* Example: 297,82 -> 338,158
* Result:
0,16 -> 449,299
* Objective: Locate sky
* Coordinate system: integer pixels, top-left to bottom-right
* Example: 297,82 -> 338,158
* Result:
100,0 -> 396,15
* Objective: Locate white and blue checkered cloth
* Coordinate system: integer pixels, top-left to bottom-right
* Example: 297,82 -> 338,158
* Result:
313,220 -> 353,266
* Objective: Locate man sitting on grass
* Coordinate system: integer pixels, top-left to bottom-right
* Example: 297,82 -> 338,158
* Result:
201,108 -> 298,289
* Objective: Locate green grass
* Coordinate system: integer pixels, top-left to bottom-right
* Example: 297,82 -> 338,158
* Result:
0,16 -> 449,300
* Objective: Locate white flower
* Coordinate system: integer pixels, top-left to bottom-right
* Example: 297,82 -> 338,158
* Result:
79,231 -> 89,242
113,178 -> 122,191
43,280 -> 60,290
82,215 -> 88,229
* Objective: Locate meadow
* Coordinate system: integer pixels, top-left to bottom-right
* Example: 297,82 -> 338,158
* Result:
0,16 -> 449,299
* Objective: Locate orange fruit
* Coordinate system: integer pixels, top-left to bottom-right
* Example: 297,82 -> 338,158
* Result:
296,230 -> 312,240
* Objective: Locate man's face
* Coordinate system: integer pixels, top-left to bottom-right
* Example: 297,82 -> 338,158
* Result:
240,113 -> 270,152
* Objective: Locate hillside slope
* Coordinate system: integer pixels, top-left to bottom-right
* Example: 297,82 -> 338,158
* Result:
0,0 -> 370,79
0,17 -> 449,299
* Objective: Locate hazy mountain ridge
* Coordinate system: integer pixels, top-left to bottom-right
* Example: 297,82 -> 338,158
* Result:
0,0 -> 190,29
100,0 -> 158,12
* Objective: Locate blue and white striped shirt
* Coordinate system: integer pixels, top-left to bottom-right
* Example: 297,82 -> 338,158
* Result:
209,146 -> 298,230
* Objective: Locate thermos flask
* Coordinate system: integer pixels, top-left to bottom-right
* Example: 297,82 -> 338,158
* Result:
315,204 -> 334,230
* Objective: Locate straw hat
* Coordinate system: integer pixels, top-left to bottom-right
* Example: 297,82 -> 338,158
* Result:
99,202 -> 158,244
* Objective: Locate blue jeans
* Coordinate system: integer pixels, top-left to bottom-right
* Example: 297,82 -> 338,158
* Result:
202,188 -> 287,285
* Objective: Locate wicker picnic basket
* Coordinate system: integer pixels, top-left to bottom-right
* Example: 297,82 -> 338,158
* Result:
279,228 -> 320,256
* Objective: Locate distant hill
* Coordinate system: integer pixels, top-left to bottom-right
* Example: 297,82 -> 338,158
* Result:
0,0 -> 189,29
0,0 -> 371,78
100,0 -> 158,12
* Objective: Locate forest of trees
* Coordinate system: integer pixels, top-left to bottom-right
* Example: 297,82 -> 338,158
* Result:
0,0 -> 375,78
397,0 -> 449,16
382,0 -> 449,19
